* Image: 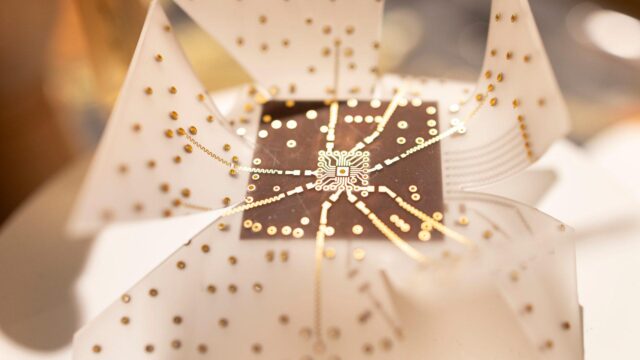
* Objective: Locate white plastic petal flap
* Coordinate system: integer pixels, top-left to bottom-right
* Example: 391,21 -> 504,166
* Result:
173,0 -> 384,100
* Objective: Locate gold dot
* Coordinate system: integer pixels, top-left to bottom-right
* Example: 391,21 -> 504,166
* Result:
433,212 -> 443,221
173,315 -> 183,325
252,343 -> 262,354
169,111 -> 178,120
510,270 -> 520,282
458,216 -> 469,225
149,288 -> 158,297
117,164 -> 128,174
544,340 -> 554,349
222,197 -> 231,206
163,209 -> 172,217
218,318 -> 228,328
121,294 -> 131,303
198,344 -> 208,354
236,37 -> 244,46
524,54 -> 532,62
146,160 -> 155,169
506,51 -> 513,60
511,14 -> 518,22
561,321 -> 571,330
322,25 -> 331,34
512,99 -> 520,108
228,256 -> 238,265
344,47 -> 354,57
159,183 -> 170,193
92,345 -> 102,353
280,250 -> 289,262
223,144 -> 231,152
169,86 -> 177,94
299,327 -> 312,339
181,188 -> 191,198
253,283 -> 263,292
176,261 -> 186,270
352,225 -> 363,235
305,17 -> 313,25
228,284 -> 237,293
188,126 -> 197,135
363,343 -> 374,354
258,15 -> 267,24
495,13 -> 502,21
277,314 -> 289,325
380,337 -> 393,351
163,24 -> 171,32
144,86 -> 153,95
490,49 -> 497,56
353,248 -> 366,261
171,340 -> 181,349
265,250 -> 275,262
183,144 -> 192,153
201,244 -> 210,253
145,344 -> 154,353
324,247 -> 336,259
207,284 -> 216,293
497,73 -> 504,82
483,230 -> 493,239
327,327 -> 341,340
292,228 -> 304,238
524,303 -> 534,313
490,97 -> 498,106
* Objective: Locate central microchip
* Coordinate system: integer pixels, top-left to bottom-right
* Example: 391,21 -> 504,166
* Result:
240,100 -> 444,241
316,150 -> 369,191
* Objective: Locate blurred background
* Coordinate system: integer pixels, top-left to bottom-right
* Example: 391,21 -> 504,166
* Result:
0,0 -> 639,225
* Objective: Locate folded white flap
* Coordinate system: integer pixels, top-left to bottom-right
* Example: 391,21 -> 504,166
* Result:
67,0 -> 253,237
442,0 -> 570,190
173,0 -> 384,100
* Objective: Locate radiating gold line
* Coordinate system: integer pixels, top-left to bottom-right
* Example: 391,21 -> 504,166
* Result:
313,190 -> 342,352
325,101 -> 339,152
367,92 -> 488,174
346,191 -> 428,264
351,88 -> 405,152
378,186 -> 474,248
182,203 -> 213,212
222,182 -> 314,217
185,133 -> 315,176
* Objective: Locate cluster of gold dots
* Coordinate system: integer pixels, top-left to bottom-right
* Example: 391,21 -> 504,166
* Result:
390,214 -> 411,233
